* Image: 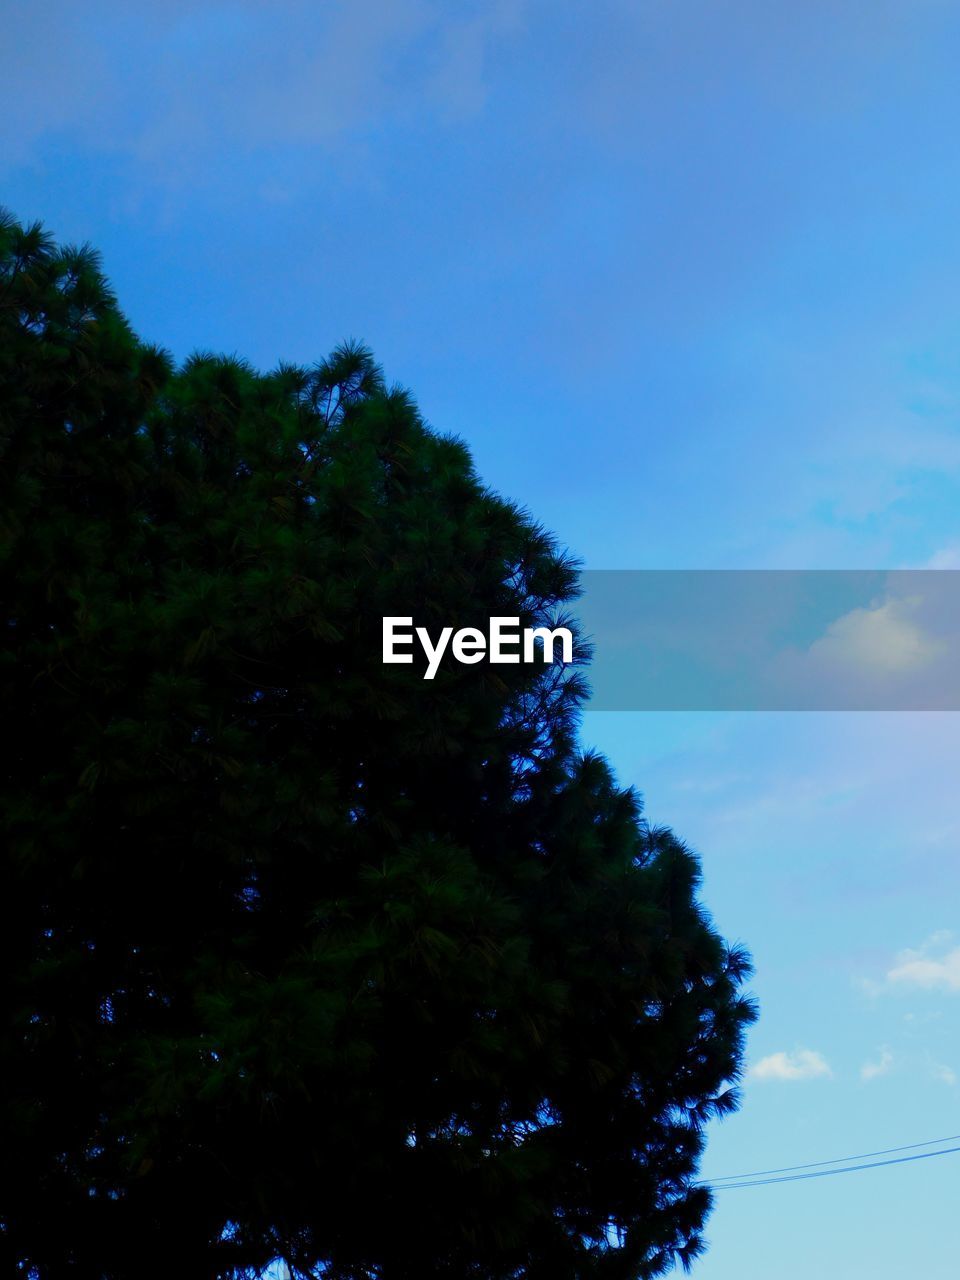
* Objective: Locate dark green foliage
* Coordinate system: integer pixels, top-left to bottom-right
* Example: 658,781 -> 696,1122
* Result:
0,210 -> 755,1280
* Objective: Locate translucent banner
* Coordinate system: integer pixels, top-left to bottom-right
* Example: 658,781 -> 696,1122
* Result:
577,571 -> 960,710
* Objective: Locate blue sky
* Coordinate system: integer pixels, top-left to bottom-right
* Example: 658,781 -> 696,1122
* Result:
6,2 -> 960,1274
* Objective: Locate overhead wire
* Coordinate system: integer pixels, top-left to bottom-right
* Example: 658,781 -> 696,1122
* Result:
708,1144 -> 960,1190
705,1130 -> 960,1184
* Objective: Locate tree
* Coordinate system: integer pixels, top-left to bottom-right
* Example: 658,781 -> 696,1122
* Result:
0,210 -> 755,1280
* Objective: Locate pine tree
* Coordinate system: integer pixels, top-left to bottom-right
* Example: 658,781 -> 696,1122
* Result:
0,210 -> 755,1280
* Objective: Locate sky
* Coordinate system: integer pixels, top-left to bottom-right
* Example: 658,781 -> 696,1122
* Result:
5,2 -> 960,1275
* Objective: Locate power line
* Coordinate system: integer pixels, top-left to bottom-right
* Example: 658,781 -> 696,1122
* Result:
710,1144 -> 960,1190
706,1130 -> 960,1184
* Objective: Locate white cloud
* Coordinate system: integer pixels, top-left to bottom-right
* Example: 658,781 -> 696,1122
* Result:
769,580 -> 960,708
750,1049 -> 832,1083
860,1047 -> 893,1081
887,933 -> 960,992
932,1062 -> 957,1086
807,595 -> 942,676
925,545 -> 960,570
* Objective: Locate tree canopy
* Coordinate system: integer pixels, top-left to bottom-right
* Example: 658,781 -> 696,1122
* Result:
0,210 -> 755,1280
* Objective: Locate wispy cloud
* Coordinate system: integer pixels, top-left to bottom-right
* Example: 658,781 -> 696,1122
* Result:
0,1 -> 527,181
924,545 -> 960,570
887,933 -> 960,992
860,1047 -> 894,1081
750,1049 -> 832,1083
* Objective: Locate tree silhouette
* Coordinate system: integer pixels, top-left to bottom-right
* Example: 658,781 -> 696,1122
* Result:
0,211 -> 755,1280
